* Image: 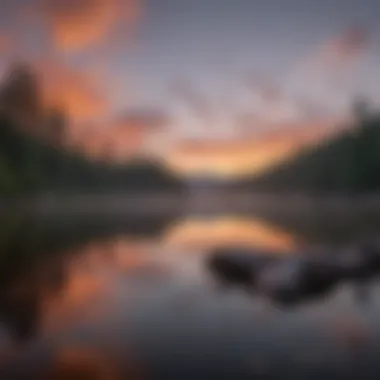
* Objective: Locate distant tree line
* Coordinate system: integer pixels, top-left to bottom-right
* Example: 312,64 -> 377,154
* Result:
0,114 -> 183,196
247,101 -> 380,195
0,63 -> 182,196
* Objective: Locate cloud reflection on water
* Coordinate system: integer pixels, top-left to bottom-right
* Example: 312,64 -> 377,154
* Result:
162,216 -> 298,252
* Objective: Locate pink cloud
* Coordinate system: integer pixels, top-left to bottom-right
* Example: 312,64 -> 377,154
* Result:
0,34 -> 12,54
74,107 -> 172,160
298,26 -> 370,82
318,27 -> 369,70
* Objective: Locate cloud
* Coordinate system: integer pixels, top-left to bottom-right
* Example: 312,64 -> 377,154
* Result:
242,30 -> 363,136
281,26 -> 370,121
76,107 -> 172,160
239,28 -> 368,136
171,81 -> 214,121
315,26 -> 369,71
237,113 -> 268,137
0,34 -> 12,53
295,97 -> 342,120
245,74 -> 282,104
113,108 -> 171,131
33,59 -> 107,123
164,119 -> 345,178
106,110 -> 168,158
39,0 -> 140,51
294,26 -> 370,92
241,75 -> 311,135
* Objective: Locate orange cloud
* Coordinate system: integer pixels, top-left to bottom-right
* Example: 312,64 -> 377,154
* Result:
74,108 -> 171,160
103,109 -> 169,156
165,119 -> 346,178
33,59 -> 108,123
114,109 -> 170,132
39,0 -> 140,51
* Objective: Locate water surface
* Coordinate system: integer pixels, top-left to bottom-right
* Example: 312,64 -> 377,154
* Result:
1,205 -> 380,379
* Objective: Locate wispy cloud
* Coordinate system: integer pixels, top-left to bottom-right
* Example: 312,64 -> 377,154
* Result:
238,26 -> 369,141
171,81 -> 214,122
107,108 -> 171,157
164,119 -> 335,178
291,26 -> 370,102
242,74 -> 306,136
38,0 -> 140,52
245,74 -> 282,105
0,34 -> 12,54
311,26 -> 369,73
73,107 -> 172,160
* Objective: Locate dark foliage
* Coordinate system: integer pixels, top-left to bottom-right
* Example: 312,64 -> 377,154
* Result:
246,114 -> 380,194
0,114 -> 183,195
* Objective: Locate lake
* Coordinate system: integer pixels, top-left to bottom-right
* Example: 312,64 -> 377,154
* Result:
1,199 -> 380,379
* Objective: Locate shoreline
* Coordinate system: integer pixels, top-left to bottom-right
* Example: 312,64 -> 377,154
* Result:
1,192 -> 380,217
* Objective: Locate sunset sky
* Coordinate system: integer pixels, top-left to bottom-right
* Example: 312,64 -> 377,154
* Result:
0,0 -> 379,177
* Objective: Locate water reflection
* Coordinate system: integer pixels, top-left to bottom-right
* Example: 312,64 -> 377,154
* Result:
162,216 -> 298,252
0,237 -> 167,342
253,206 -> 380,246
44,346 -> 122,380
0,234 -> 164,378
1,209 -> 380,378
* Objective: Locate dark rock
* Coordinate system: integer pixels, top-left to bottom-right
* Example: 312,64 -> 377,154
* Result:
206,247 -> 277,286
332,243 -> 380,280
206,243 -> 380,306
256,256 -> 340,305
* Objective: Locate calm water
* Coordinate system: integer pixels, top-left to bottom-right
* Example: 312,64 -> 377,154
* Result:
2,204 -> 380,379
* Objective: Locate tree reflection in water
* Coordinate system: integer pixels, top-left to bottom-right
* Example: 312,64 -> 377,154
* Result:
44,346 -> 124,380
0,212 -> 174,346
1,210 -> 380,378
0,235 -> 155,379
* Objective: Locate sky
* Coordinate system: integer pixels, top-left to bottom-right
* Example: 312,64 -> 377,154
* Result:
0,0 -> 380,177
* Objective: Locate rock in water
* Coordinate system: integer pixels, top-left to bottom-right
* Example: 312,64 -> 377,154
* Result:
206,243 -> 380,306
256,256 -> 340,305
332,243 -> 380,280
206,247 -> 277,286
